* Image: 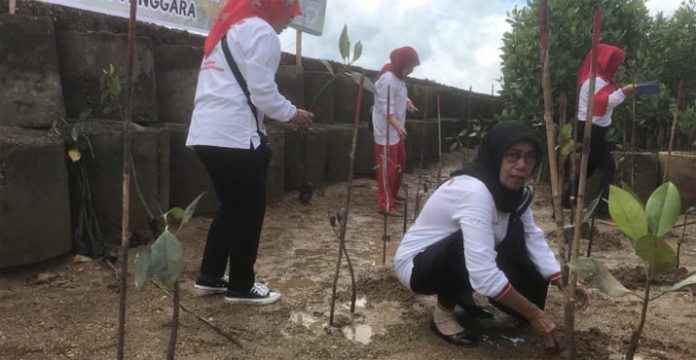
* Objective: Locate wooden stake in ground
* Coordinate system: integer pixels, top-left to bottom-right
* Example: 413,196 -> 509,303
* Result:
413,86 -> 430,221
664,80 -> 684,182
538,0 -> 562,229
329,73 -> 365,325
436,95 -> 443,185
295,30 -> 303,67
9,0 -> 16,14
117,1 -> 138,359
382,85 -> 392,265
466,86 -> 472,164
566,8 -> 603,359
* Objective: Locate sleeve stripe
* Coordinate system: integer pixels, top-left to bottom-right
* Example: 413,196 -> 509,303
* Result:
548,272 -> 562,282
492,282 -> 512,301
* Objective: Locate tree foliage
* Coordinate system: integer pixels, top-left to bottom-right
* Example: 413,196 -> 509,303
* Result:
500,0 -> 696,148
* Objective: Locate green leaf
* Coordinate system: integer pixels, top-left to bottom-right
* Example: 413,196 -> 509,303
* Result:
609,185 -> 648,242
319,60 -> 334,75
181,192 -> 206,230
68,149 -> 82,163
362,77 -> 376,93
352,41 -> 363,63
164,207 -> 185,229
667,273 -> 696,292
339,24 -> 350,61
636,234 -> 677,275
134,247 -> 153,289
568,257 -> 634,297
646,182 -> 682,237
150,230 -> 183,289
620,181 -> 644,205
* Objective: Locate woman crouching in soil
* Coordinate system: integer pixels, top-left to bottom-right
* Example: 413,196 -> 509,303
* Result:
393,121 -> 591,349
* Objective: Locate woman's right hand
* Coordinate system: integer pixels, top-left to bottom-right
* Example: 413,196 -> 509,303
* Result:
622,83 -> 638,96
529,308 -> 561,351
290,109 -> 314,131
397,126 -> 408,140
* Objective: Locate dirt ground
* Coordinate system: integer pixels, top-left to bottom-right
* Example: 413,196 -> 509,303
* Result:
1,153 -> 695,360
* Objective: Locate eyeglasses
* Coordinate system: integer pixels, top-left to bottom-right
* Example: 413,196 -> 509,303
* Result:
503,149 -> 537,165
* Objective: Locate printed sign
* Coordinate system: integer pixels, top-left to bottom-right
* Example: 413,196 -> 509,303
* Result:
34,0 -> 226,35
289,0 -> 326,36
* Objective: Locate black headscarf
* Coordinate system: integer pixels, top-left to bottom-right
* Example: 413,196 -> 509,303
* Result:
451,121 -> 542,213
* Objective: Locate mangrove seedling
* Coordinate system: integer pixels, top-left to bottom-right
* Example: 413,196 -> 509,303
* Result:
569,182 -> 696,360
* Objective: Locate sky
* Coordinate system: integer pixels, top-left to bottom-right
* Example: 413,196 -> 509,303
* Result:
279,0 -> 684,94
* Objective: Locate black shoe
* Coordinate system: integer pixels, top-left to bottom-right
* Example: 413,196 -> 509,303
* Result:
194,275 -> 228,295
430,321 -> 479,346
224,283 -> 281,305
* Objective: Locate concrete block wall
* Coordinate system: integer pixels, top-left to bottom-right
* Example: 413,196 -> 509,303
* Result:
0,2 -> 507,267
0,127 -> 72,267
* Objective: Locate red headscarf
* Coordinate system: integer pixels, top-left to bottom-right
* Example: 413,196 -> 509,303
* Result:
204,0 -> 302,57
577,44 -> 626,116
376,46 -> 421,81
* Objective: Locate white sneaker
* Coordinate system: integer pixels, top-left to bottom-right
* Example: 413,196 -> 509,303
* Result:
224,283 -> 281,305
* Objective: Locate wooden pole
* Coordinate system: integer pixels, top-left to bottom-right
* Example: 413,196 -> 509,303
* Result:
567,8 -> 603,359
382,85 -> 392,265
9,0 -> 16,14
466,86 -> 472,164
295,30 -> 302,67
664,80 -> 684,182
436,95 -> 443,185
539,0 -> 563,229
117,1 -> 138,359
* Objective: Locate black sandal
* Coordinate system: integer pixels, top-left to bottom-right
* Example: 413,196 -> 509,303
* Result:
430,321 -> 479,346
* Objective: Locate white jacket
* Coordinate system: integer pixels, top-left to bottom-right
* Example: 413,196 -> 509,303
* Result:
187,17 -> 296,150
577,77 -> 627,127
394,175 -> 562,299
371,71 -> 408,146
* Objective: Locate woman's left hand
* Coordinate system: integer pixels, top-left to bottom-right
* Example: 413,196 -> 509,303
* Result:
407,101 -> 419,114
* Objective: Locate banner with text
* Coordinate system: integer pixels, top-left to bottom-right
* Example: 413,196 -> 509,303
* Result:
35,0 -> 226,35
289,0 -> 326,36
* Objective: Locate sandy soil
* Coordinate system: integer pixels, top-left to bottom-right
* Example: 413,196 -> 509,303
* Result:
1,154 -> 695,360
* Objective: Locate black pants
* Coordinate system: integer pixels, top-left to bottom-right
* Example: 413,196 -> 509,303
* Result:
409,231 -> 549,320
194,144 -> 271,292
574,123 -> 615,203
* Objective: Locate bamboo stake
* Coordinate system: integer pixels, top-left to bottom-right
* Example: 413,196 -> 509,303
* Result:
436,95 -> 443,185
117,1 -> 138,359
566,8 -> 603,359
381,85 -> 392,265
539,0 -> 562,229
630,75 -> 637,188
295,30 -> 302,67
413,86 -> 429,222
664,80 -> 684,182
329,73 -> 365,325
466,86 -> 472,164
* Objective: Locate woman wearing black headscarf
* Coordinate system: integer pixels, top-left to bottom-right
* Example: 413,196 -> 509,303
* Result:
394,121 -> 590,349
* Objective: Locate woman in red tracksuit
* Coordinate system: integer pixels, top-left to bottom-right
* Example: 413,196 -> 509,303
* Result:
564,44 -> 636,214
371,46 -> 421,216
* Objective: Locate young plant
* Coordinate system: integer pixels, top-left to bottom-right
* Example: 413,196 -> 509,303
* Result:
569,182 -> 696,360
309,24 -> 375,110
52,110 -> 105,258
133,193 -> 205,360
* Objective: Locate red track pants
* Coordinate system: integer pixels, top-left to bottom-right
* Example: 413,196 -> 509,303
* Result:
374,140 -> 406,211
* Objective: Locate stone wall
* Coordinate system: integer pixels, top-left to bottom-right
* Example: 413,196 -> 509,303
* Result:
0,1 -> 505,267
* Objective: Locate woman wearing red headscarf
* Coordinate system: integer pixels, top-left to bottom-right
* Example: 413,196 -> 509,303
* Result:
372,46 -> 421,216
187,0 -> 313,305
565,44 -> 636,214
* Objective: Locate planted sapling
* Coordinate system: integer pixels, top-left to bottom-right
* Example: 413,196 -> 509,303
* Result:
569,182 -> 696,360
